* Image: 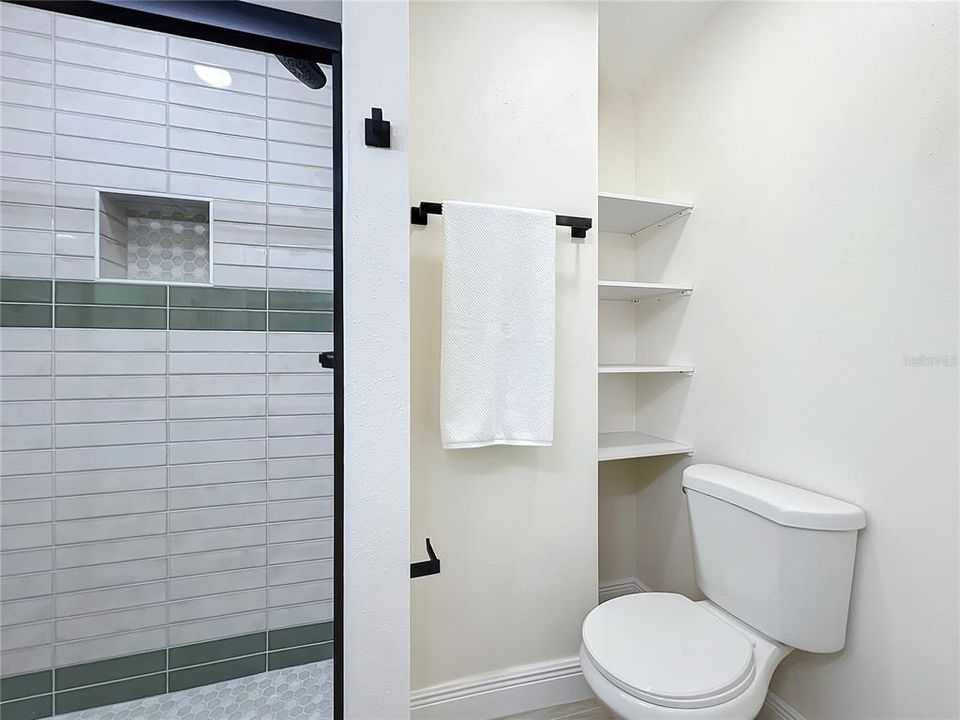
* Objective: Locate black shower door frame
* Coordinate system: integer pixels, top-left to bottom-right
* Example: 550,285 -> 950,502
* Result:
6,2 -> 346,717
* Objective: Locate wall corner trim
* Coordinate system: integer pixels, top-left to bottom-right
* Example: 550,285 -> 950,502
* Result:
410,657 -> 591,720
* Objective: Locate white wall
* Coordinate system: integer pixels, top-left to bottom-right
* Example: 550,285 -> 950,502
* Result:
342,2 -> 411,719
409,0 -> 598,694
598,87 -> 636,196
601,2 -> 959,718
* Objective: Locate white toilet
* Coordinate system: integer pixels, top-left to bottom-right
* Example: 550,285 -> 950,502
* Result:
580,464 -> 866,719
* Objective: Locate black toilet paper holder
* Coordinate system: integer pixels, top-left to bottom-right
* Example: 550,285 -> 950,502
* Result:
411,538 -> 441,578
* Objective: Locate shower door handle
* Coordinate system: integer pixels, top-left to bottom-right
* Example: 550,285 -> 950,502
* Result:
318,351 -> 335,369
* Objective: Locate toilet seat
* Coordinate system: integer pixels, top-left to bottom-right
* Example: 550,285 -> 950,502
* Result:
581,593 -> 757,710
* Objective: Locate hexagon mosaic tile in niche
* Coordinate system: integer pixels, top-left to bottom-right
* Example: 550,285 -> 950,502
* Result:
98,191 -> 211,284
127,211 -> 210,283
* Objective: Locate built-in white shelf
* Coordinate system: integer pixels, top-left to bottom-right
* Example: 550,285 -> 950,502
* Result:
599,431 -> 693,461
599,364 -> 694,375
598,192 -> 693,235
598,280 -> 692,301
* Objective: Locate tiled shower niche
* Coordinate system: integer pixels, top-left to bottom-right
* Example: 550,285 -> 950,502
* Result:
98,191 -> 212,284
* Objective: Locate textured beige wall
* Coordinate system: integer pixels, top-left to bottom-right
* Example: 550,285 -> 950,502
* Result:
409,0 -> 599,691
603,2 -> 958,717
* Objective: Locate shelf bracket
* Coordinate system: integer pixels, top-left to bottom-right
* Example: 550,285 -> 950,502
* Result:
630,208 -> 692,237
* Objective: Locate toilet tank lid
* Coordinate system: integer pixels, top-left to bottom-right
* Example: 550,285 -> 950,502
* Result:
682,464 -> 866,531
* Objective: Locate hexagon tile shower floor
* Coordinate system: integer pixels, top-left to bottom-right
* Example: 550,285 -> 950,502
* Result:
56,661 -> 333,720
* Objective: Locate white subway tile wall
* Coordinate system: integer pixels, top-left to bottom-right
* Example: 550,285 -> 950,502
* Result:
0,3 -> 335,679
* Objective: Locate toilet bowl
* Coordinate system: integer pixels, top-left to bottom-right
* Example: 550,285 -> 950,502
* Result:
580,593 -> 791,719
581,464 -> 865,720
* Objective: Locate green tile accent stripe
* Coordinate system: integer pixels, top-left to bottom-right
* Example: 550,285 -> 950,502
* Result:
0,279 -> 331,331
269,289 -> 333,311
0,670 -> 51,702
268,311 -> 333,332
55,305 -> 167,330
55,650 -> 165,692
170,286 -> 266,310
0,623 -> 332,717
169,308 -> 266,331
55,281 -> 166,307
168,655 -> 265,693
169,631 -> 266,670
267,643 -> 333,671
268,621 -> 333,651
1,304 -> 52,327
0,278 -> 51,303
54,674 -> 166,715
0,694 -> 52,720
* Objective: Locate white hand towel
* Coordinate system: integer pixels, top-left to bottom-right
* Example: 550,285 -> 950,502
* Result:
441,201 -> 555,448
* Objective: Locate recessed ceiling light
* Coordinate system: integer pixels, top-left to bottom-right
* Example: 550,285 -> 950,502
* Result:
193,64 -> 232,89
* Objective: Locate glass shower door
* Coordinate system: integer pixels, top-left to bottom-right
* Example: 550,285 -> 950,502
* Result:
0,3 -> 339,718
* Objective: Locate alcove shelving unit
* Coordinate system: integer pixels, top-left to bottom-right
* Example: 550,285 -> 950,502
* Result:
597,192 -> 694,461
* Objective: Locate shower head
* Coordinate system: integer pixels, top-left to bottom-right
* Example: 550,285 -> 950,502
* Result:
275,55 -> 327,89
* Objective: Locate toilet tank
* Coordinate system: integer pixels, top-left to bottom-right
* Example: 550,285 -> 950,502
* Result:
682,464 -> 866,653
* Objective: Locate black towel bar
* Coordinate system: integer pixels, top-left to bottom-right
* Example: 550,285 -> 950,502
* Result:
410,202 -> 592,239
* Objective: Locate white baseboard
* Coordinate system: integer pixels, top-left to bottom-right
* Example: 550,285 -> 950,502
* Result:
758,691 -> 805,720
598,577 -> 651,604
410,656 -> 592,720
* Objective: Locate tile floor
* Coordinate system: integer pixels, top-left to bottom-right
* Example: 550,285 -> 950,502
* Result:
496,698 -> 614,720
56,660 -> 333,720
